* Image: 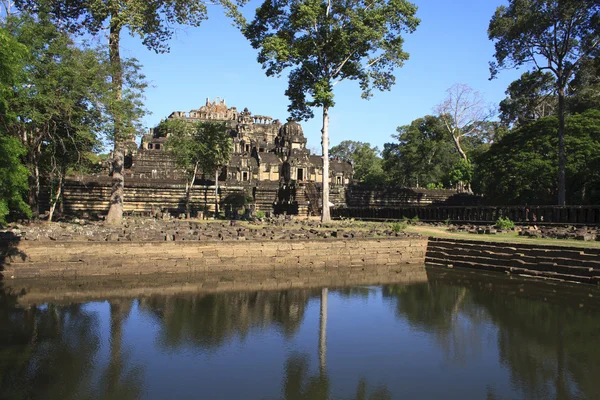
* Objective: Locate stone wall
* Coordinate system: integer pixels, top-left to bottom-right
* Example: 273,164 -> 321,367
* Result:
426,238 -> 600,284
57,178 -> 247,215
2,237 -> 427,279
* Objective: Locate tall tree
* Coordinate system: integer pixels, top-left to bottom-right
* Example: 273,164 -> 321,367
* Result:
16,0 -> 245,225
330,140 -> 385,184
244,0 -> 420,221
488,0 -> 600,205
434,84 -> 492,192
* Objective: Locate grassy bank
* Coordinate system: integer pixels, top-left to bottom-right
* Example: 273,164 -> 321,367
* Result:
406,225 -> 600,249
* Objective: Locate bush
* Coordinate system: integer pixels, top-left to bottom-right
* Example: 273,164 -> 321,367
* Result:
401,216 -> 420,225
255,210 -> 266,219
390,221 -> 407,232
496,217 -> 515,230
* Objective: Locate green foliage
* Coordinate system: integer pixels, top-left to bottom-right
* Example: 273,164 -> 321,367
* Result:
447,159 -> 473,188
390,221 -> 407,233
0,135 -> 31,225
163,119 -> 233,178
401,215 -> 419,225
499,71 -> 557,127
495,217 -> 515,230
426,183 -> 444,190
255,210 -> 266,219
444,217 -> 451,226
330,140 -> 385,184
569,57 -> 600,114
382,115 -> 460,187
245,0 -> 420,119
16,0 -> 246,53
1,15 -> 143,216
488,0 -> 600,81
489,0 -> 600,204
474,110 -> 600,204
0,27 -> 27,116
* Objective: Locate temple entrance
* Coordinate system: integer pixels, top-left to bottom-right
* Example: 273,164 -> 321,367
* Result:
297,168 -> 304,181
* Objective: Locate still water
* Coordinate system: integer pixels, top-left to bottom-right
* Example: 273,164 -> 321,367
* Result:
1,266 -> 600,400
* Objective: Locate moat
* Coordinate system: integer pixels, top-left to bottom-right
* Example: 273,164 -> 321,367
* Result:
2,266 -> 600,400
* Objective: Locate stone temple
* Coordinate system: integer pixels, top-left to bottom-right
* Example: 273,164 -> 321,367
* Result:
134,98 -> 353,215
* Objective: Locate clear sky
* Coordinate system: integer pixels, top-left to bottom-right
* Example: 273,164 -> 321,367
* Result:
117,0 -> 522,153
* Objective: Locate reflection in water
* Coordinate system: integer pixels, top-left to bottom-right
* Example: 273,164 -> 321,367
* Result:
139,290 -> 311,350
1,267 -> 599,399
0,300 -> 100,398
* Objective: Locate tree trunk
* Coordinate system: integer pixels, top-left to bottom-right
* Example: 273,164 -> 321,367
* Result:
186,163 -> 198,218
214,168 -> 220,217
319,287 -> 328,377
27,148 -> 40,219
453,134 -> 468,164
106,15 -> 125,225
321,107 -> 331,222
557,87 -> 566,206
48,174 -> 62,223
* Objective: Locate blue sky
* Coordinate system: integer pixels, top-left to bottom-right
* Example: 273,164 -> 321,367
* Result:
117,0 -> 523,153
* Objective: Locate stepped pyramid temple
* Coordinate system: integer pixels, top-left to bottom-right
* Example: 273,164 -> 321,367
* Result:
140,98 -> 353,187
84,98 -> 353,216
57,98 -> 469,217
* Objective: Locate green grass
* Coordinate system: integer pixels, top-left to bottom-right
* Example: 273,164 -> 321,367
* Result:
406,225 -> 600,249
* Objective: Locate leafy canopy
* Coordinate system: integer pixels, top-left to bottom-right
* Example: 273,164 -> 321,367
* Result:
488,0 -> 600,82
474,110 -> 600,205
382,115 -> 458,188
330,140 -> 385,184
244,0 -> 420,119
160,119 -> 233,179
15,0 -> 246,53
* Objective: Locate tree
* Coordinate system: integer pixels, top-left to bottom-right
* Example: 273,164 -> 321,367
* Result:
499,71 -> 557,127
161,119 -> 232,217
1,14 -> 137,220
17,0 -> 245,225
474,110 -> 600,205
0,27 -> 30,225
330,140 -> 385,184
434,84 -> 492,192
244,0 -> 420,221
382,115 -> 457,188
488,0 -> 600,205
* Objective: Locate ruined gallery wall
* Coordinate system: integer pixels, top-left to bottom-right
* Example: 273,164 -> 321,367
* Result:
58,179 -> 250,215
3,238 -> 428,279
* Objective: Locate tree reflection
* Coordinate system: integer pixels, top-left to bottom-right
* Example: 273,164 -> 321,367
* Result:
469,287 -> 600,400
139,289 -> 312,349
385,270 -> 600,400
0,297 -> 100,399
279,354 -> 391,400
99,299 -> 143,400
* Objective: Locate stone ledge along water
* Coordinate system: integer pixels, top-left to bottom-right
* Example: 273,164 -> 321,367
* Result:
426,237 -> 600,285
1,237 -> 428,279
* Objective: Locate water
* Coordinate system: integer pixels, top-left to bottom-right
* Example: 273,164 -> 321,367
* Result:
1,266 -> 600,400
